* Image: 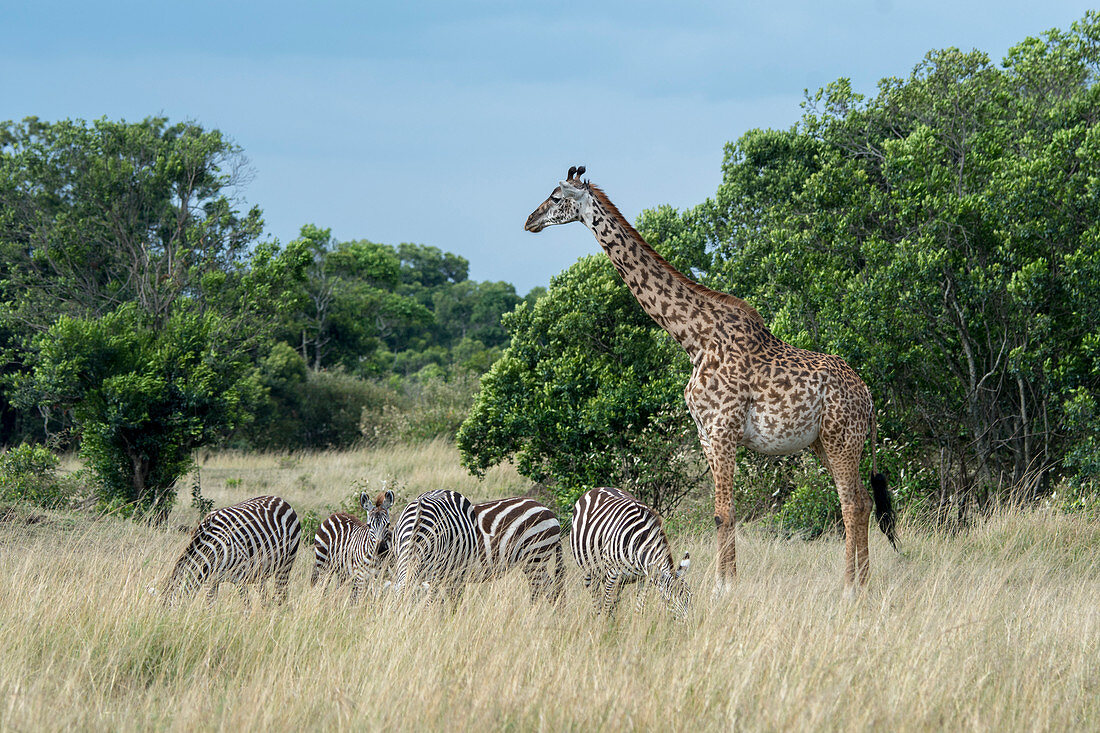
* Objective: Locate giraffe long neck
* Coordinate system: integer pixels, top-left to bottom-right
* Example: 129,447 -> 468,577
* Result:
582,185 -> 758,355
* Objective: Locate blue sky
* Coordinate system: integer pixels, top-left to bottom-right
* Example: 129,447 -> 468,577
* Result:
2,1 -> 1094,293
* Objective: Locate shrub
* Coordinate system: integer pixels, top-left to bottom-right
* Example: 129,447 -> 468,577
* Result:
363,370 -> 479,444
298,369 -> 399,449
0,444 -> 80,510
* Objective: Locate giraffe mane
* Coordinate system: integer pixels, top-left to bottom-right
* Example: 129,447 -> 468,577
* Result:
586,184 -> 765,325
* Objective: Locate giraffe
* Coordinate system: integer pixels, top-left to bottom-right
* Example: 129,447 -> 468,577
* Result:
524,166 -> 896,590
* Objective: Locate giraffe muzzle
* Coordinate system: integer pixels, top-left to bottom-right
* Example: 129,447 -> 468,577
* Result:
524,213 -> 545,233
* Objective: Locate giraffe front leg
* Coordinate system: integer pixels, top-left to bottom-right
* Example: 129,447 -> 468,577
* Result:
707,431 -> 741,596
686,377 -> 744,596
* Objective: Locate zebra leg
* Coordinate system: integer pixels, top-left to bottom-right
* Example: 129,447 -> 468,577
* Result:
205,582 -> 219,606
585,571 -> 603,612
634,585 -> 650,614
550,543 -> 565,606
601,572 -> 624,617
522,563 -> 551,603
272,565 -> 293,605
236,582 -> 251,608
350,571 -> 366,606
444,582 -> 466,608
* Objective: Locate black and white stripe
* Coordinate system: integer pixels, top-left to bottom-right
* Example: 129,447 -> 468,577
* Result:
164,495 -> 301,605
391,490 -> 563,602
570,487 -> 691,617
391,489 -> 480,600
311,490 -> 394,602
471,497 -> 562,602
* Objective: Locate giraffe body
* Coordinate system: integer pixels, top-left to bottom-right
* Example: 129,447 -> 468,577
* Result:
525,168 -> 895,589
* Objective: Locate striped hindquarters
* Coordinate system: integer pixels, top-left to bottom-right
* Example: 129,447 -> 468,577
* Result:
167,495 -> 301,601
392,489 -> 481,592
471,497 -> 561,576
571,487 -> 670,579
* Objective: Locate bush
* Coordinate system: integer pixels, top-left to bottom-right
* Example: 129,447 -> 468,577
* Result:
363,370 -> 479,444
299,370 -> 397,449
0,444 -> 80,509
774,474 -> 842,540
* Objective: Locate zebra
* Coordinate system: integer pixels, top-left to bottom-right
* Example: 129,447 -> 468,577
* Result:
471,496 -> 563,603
391,490 -> 562,603
163,495 -> 301,606
311,489 -> 394,602
391,489 -> 480,602
570,487 -> 691,617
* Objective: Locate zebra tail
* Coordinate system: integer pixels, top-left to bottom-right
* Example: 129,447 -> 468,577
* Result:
552,541 -> 565,605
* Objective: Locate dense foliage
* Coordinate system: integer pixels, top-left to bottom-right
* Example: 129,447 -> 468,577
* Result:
3,15 -> 1099,528
460,14 -> 1100,521
0,118 -> 530,516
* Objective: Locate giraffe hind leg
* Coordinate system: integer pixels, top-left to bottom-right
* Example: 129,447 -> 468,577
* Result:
829,456 -> 872,587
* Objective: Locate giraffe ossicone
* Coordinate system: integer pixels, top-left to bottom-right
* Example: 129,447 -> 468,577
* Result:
526,167 -> 897,590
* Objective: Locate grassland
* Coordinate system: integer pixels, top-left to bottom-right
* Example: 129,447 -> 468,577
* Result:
3,441 -> 1099,730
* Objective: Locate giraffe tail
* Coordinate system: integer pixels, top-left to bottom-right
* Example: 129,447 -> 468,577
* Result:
871,473 -> 897,551
869,410 -> 898,550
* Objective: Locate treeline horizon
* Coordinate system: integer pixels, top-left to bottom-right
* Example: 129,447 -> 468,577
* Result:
3,12 -> 1099,528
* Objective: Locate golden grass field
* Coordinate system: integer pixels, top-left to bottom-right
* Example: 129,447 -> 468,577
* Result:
2,440 -> 1099,730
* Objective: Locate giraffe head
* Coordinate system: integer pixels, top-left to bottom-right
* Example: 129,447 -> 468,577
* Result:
524,165 -> 593,232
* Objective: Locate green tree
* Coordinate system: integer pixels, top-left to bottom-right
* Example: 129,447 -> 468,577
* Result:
458,206 -> 711,513
0,116 -> 307,517
15,304 -> 259,521
704,14 -> 1100,510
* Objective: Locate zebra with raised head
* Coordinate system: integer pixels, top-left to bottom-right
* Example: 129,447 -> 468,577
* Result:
391,489 -> 562,603
163,495 -> 301,605
570,487 -> 691,617
311,489 -> 394,602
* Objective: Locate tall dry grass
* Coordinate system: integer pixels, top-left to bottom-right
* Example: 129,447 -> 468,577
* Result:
3,443 -> 1099,730
184,439 -> 532,526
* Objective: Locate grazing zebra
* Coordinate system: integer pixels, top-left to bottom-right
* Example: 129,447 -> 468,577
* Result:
163,495 -> 301,605
471,496 -> 563,603
311,490 -> 394,602
391,490 -> 562,603
570,487 -> 691,617
391,489 -> 480,601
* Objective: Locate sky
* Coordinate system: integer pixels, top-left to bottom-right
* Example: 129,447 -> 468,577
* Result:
2,1 -> 1095,294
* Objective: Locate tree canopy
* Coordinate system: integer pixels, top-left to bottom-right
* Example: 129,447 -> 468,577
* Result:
459,13 -> 1100,517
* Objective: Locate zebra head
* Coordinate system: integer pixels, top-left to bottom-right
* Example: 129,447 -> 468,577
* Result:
653,552 -> 692,618
360,488 -> 395,557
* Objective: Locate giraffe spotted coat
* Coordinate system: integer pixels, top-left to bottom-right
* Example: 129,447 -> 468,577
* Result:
526,168 -> 892,588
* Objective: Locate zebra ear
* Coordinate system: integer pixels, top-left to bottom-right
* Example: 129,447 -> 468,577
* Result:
359,492 -> 371,512
382,490 -> 394,510
676,552 -> 691,578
